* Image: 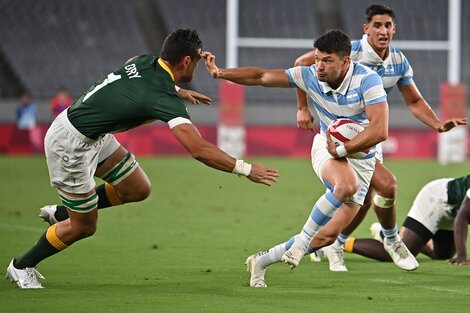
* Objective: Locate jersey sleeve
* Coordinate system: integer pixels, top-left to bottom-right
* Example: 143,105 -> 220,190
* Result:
361,71 -> 387,105
397,54 -> 414,86
285,66 -> 311,92
151,92 -> 192,129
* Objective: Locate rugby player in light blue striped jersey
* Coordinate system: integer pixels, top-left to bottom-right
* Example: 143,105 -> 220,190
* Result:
204,29 -> 391,288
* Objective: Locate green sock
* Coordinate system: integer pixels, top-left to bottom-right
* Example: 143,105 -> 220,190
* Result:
54,184 -> 112,221
14,232 -> 61,269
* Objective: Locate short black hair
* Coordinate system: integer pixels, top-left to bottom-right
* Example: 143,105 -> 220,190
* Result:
365,4 -> 395,23
314,29 -> 351,58
159,29 -> 202,66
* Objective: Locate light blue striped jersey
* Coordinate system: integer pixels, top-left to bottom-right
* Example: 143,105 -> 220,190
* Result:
286,61 -> 387,138
351,35 -> 414,94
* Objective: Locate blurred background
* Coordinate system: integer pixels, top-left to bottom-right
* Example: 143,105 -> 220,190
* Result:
0,0 -> 468,159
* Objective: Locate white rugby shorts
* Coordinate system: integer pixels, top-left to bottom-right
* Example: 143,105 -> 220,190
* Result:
310,134 -> 375,205
407,178 -> 454,234
44,110 -> 120,194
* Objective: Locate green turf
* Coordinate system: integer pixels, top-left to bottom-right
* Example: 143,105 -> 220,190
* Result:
1,156 -> 469,312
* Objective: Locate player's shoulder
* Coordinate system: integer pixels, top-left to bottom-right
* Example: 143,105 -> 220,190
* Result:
352,61 -> 376,75
351,39 -> 362,52
389,44 -> 409,63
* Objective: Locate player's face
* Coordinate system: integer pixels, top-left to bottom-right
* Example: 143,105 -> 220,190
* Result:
180,49 -> 202,83
314,49 -> 349,87
364,14 -> 396,52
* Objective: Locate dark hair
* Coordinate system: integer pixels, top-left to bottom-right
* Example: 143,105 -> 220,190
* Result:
159,29 -> 202,66
365,4 -> 395,23
314,29 -> 351,58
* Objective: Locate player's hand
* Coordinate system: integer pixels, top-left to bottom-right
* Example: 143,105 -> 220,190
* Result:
201,51 -> 220,78
437,117 -> 467,132
247,164 -> 279,186
447,256 -> 469,265
326,131 -> 341,158
178,88 -> 212,105
296,107 -> 314,131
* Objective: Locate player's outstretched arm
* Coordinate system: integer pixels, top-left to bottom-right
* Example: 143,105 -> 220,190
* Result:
202,51 -> 290,88
399,82 -> 467,132
448,196 -> 470,265
177,88 -> 212,105
171,123 -> 279,186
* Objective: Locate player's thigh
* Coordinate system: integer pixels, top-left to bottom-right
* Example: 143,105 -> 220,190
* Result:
432,230 -> 455,260
400,226 -> 429,256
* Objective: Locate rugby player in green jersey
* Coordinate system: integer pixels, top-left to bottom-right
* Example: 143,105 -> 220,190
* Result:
344,174 -> 470,266
6,29 -> 279,289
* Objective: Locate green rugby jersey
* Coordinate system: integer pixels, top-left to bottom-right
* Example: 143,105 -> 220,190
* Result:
67,55 -> 190,139
447,175 -> 470,216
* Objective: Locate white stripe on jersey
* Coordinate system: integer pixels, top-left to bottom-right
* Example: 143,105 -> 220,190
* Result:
351,35 -> 414,94
285,61 -> 387,136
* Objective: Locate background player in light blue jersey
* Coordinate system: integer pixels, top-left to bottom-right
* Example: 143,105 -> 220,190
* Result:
295,4 -> 466,272
204,29 -> 398,288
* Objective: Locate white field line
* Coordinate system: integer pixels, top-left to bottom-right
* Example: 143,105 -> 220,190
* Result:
371,278 -> 470,295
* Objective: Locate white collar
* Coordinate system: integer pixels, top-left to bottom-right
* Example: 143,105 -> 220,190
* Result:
360,34 -> 389,65
320,60 -> 354,96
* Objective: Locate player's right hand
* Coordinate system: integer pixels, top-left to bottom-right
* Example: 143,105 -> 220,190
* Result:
201,51 -> 220,78
296,108 -> 314,131
247,164 -> 279,186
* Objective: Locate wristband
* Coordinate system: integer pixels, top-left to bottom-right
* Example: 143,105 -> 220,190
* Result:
232,159 -> 252,176
175,85 -> 181,92
336,145 -> 347,157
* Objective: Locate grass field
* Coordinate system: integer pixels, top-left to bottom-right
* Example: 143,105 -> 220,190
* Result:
1,156 -> 470,313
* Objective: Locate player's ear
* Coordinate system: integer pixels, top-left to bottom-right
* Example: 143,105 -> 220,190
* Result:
363,23 -> 369,34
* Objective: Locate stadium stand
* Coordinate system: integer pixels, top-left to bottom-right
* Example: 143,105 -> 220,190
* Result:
0,0 -> 148,99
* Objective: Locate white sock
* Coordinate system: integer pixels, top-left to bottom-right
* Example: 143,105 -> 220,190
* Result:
382,225 -> 399,242
256,242 -> 287,269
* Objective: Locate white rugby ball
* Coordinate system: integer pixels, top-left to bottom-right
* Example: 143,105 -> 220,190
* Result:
327,118 -> 370,159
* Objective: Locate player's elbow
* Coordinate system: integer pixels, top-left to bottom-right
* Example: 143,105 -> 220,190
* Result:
295,56 -> 307,67
188,144 -> 210,162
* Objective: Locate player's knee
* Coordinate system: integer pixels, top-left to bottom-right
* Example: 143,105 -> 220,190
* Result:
315,231 -> 338,247
117,180 -> 152,202
71,220 -> 97,240
333,181 -> 358,201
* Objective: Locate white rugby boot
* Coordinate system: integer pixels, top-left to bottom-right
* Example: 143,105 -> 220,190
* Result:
6,259 -> 45,289
281,246 -> 306,269
383,238 -> 419,271
323,245 -> 348,272
309,248 -> 324,262
370,222 -> 384,243
38,205 -> 58,225
245,254 -> 267,288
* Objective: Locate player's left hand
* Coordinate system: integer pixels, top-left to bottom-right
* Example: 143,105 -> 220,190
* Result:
201,51 -> 220,78
437,117 -> 467,132
178,88 -> 212,105
447,256 -> 469,265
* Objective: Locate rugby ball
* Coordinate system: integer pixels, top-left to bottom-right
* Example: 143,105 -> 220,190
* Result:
327,118 -> 370,159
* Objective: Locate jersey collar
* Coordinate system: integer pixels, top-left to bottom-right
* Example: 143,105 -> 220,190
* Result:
361,34 -> 389,65
157,58 -> 175,81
